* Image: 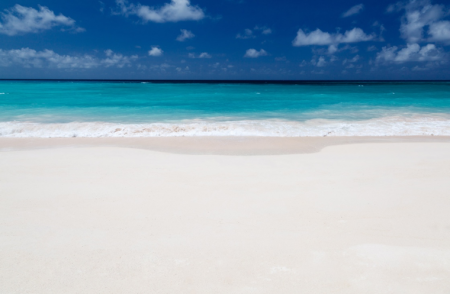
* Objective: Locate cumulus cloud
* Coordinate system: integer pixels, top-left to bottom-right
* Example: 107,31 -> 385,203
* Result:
236,29 -> 255,39
148,46 -> 163,56
342,4 -> 364,18
115,0 -> 205,23
176,66 -> 189,72
389,0 -> 450,43
198,52 -> 211,58
150,63 -> 172,71
244,49 -> 268,58
299,60 -> 308,67
237,26 -> 272,39
342,55 -> 360,65
254,26 -> 272,35
0,48 -> 94,68
188,52 -> 211,58
376,43 -> 444,63
176,29 -> 195,41
311,56 -> 327,67
0,48 -> 136,68
327,44 -> 338,54
428,21 -> 450,43
292,28 -> 375,48
0,5 -> 82,36
103,50 -> 138,67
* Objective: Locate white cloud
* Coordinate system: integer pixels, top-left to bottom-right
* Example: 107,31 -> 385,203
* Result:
148,46 -> 163,56
292,28 -> 374,48
236,28 -> 254,39
311,56 -> 327,67
328,44 -> 338,54
342,4 -> 364,18
0,48 -> 95,68
176,66 -> 189,72
244,49 -> 268,58
322,44 -> 358,55
429,21 -> 450,43
100,1 -> 105,13
198,52 -> 211,58
342,55 -> 360,65
0,5 -> 82,36
389,0 -> 450,43
299,60 -> 308,67
176,29 -> 195,41
115,0 -> 205,23
372,21 -> 386,41
237,26 -> 272,39
329,55 -> 338,62
412,64 -> 433,71
376,43 -> 444,63
103,50 -> 138,68
188,52 -> 211,58
0,48 -> 136,69
400,1 -> 444,43
150,63 -> 172,71
293,29 -> 334,46
255,26 -> 272,35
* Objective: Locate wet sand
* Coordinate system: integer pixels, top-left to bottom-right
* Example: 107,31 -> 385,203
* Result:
1,136 -> 450,155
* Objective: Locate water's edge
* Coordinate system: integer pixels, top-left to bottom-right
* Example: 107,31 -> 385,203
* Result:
1,116 -> 450,138
1,136 -> 450,155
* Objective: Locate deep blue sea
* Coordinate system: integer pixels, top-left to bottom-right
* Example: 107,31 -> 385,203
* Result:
1,81 -> 450,137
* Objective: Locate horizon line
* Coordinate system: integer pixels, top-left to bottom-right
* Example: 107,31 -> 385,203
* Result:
1,79 -> 450,84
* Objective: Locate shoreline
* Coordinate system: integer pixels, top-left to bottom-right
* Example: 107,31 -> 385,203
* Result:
1,136 -> 450,155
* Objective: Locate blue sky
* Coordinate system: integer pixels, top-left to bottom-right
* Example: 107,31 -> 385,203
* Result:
0,0 -> 450,79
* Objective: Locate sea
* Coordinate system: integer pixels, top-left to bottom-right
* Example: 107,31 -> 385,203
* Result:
1,80 -> 450,137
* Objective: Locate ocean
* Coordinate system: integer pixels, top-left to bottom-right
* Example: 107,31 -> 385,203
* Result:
1,80 -> 450,137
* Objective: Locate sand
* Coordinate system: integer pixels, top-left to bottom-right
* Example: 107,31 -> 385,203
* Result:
1,138 -> 450,293
1,136 -> 450,155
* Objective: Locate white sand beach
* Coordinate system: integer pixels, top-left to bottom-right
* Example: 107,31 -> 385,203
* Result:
1,138 -> 450,293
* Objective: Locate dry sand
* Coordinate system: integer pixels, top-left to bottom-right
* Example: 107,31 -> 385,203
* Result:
1,138 -> 450,293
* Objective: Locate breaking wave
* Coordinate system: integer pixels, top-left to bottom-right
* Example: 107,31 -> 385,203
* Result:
1,115 -> 450,137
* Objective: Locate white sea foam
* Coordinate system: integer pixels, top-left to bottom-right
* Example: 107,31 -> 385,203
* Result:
1,115 -> 450,137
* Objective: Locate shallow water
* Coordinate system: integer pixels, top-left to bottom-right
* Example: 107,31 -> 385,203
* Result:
1,81 -> 450,137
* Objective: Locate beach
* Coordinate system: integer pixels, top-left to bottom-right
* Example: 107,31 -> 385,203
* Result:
2,0 -> 450,290
1,137 -> 450,293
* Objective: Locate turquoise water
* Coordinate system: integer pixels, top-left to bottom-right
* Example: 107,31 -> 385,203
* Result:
1,81 -> 450,137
